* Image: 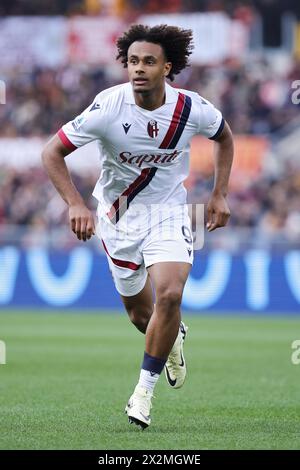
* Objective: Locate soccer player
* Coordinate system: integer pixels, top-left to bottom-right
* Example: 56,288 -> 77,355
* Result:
42,24 -> 234,429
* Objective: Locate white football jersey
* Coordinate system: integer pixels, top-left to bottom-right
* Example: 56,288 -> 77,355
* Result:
58,82 -> 223,228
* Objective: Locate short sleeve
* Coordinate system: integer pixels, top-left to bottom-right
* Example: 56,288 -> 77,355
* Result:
197,96 -> 224,140
57,97 -> 107,151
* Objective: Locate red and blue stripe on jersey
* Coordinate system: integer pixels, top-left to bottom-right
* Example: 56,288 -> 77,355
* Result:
159,92 -> 192,149
107,167 -> 157,224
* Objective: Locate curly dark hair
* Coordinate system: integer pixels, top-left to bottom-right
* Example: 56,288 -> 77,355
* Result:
116,24 -> 194,82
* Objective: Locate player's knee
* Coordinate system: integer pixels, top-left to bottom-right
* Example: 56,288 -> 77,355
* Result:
156,287 -> 182,311
127,306 -> 152,332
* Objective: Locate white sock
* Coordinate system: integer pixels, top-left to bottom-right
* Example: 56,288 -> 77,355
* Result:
138,369 -> 160,394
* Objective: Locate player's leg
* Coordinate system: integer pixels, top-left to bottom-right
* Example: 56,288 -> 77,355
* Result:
146,262 -> 190,390
135,262 -> 189,392
125,261 -> 191,429
145,262 -> 190,359
120,275 -> 188,374
121,274 -> 189,389
120,275 -> 154,334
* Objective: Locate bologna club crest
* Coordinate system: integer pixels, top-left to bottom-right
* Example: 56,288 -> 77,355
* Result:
147,120 -> 159,138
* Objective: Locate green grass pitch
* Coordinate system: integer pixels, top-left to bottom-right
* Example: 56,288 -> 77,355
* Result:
0,310 -> 300,450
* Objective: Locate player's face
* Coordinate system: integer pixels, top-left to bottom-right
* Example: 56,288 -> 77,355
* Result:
127,41 -> 172,94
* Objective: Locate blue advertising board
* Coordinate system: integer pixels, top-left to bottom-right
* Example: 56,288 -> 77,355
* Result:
0,247 -> 299,313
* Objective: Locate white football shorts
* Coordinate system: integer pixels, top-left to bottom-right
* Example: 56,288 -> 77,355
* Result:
96,203 -> 194,297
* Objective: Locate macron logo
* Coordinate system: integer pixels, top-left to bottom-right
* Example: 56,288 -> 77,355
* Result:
90,102 -> 101,112
122,123 -> 132,134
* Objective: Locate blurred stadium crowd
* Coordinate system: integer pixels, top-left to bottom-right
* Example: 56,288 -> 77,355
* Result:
1,157 -> 299,250
1,0 -> 299,18
1,57 -> 300,138
0,0 -> 299,250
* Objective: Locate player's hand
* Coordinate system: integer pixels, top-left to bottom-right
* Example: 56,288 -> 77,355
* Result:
206,192 -> 230,232
69,204 -> 96,241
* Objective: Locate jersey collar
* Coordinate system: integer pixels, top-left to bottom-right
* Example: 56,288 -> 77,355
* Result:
124,82 -> 178,105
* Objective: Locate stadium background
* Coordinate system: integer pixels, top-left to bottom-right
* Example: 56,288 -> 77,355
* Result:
1,0 -> 300,450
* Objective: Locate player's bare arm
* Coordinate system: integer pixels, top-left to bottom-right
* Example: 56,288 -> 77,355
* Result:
206,120 -> 234,232
41,134 -> 95,242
